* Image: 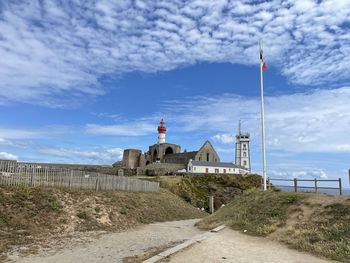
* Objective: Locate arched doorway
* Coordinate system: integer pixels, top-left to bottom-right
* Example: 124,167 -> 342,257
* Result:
152,149 -> 158,162
165,147 -> 174,155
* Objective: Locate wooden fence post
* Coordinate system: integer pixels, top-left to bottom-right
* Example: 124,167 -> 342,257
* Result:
294,178 -> 298,193
314,178 -> 318,193
209,196 -> 214,214
95,175 -> 99,191
339,178 -> 342,196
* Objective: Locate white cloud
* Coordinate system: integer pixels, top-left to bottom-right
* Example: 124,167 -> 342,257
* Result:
164,86 -> 350,154
212,133 -> 235,144
0,152 -> 18,160
269,169 -> 328,179
0,1 -> 349,105
85,122 -> 156,136
0,126 -> 74,140
37,147 -> 123,164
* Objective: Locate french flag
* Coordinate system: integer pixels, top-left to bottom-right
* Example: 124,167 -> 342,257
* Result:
260,48 -> 267,72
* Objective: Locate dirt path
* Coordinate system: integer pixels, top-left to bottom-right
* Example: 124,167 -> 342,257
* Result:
161,228 -> 335,263
9,219 -> 204,263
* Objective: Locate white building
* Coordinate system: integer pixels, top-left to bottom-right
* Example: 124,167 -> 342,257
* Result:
187,160 -> 248,175
235,132 -> 251,172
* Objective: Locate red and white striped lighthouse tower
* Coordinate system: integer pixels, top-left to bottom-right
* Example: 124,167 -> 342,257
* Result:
157,118 -> 167,144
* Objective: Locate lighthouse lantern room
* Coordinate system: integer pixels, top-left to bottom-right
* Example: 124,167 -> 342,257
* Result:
157,119 -> 167,144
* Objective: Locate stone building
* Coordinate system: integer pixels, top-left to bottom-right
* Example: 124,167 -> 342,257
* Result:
122,119 -> 220,175
121,119 -> 250,176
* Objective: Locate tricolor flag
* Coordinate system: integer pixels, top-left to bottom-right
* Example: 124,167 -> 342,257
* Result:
260,47 -> 267,72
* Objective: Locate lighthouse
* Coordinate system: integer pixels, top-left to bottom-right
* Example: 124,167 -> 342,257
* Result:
157,119 -> 167,144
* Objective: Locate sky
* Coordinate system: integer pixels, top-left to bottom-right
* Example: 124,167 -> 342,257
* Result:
0,0 -> 350,186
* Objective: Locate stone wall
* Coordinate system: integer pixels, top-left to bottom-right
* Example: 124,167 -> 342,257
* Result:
148,143 -> 181,162
195,141 -> 220,162
122,149 -> 141,169
137,163 -> 186,176
163,151 -> 197,165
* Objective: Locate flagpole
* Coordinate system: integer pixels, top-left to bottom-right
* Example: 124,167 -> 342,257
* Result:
260,43 -> 267,191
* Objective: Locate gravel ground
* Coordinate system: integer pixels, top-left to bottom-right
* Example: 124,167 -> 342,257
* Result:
162,228 -> 335,263
9,219 -> 203,263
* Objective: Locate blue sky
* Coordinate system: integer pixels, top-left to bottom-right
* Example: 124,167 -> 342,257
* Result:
0,0 -> 350,186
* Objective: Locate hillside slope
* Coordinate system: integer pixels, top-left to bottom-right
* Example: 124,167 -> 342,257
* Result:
0,186 -> 204,261
152,174 -> 261,210
198,190 -> 350,262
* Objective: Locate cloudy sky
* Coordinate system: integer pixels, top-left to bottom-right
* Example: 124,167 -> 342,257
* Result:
0,0 -> 350,185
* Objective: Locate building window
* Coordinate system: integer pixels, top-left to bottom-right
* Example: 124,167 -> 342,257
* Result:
243,144 -> 247,150
243,152 -> 247,157
205,168 -> 209,173
223,169 -> 226,173
194,167 -> 196,171
243,161 -> 247,166
206,153 -> 210,162
215,168 -> 219,173
189,167 -> 191,171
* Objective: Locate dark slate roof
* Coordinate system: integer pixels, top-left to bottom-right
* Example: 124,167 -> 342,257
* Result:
165,151 -> 197,158
190,161 -> 245,169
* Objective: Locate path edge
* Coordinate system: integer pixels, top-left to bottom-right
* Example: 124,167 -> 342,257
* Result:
142,224 -> 226,263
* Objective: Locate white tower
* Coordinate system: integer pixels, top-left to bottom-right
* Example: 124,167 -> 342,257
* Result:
157,119 -> 166,144
235,121 -> 251,172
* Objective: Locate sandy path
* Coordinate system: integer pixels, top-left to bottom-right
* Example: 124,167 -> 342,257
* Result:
10,219 -> 203,263
162,228 -> 335,263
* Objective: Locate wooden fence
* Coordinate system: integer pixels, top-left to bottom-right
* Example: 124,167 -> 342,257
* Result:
265,177 -> 342,195
0,160 -> 159,192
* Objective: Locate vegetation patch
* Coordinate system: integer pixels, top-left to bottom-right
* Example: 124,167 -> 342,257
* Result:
197,189 -> 304,236
0,186 -> 204,260
281,201 -> 350,262
152,174 -> 261,211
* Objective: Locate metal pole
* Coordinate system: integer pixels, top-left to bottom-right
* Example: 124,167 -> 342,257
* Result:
260,43 -> 267,191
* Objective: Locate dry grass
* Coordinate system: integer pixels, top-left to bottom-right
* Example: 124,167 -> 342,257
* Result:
277,195 -> 350,262
0,186 -> 204,261
197,189 -> 350,262
197,189 -> 304,235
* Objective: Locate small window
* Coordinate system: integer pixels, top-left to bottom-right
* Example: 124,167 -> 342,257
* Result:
223,169 -> 226,173
243,152 -> 247,157
215,168 -> 219,173
206,153 -> 210,162
194,167 -> 196,171
243,161 -> 247,166
205,168 -> 209,173
243,144 -> 247,150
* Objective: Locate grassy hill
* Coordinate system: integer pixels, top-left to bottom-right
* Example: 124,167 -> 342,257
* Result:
198,189 -> 350,262
0,186 -> 205,261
